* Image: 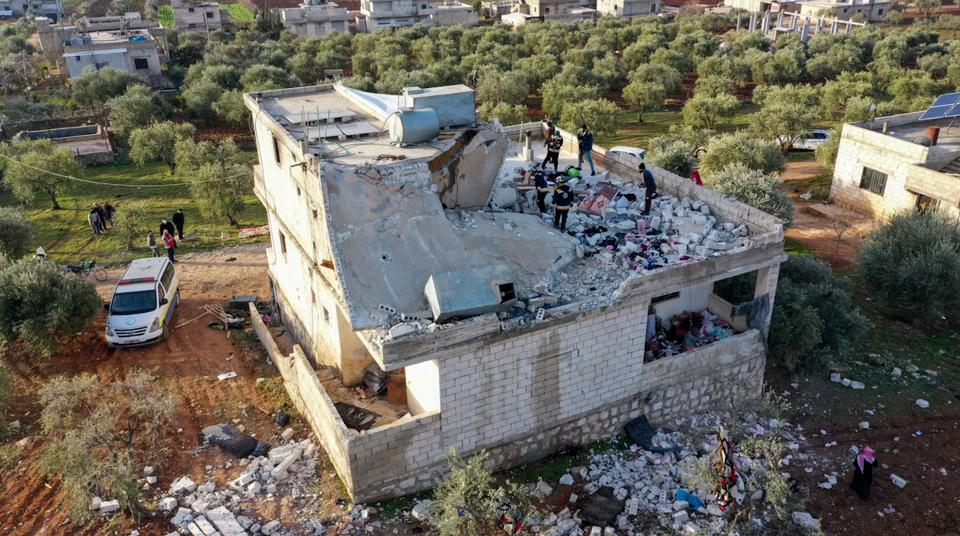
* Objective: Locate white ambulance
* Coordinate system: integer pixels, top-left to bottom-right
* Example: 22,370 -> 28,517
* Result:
105,257 -> 180,347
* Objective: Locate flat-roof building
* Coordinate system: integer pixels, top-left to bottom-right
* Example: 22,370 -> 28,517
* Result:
279,0 -> 353,37
172,0 -> 231,34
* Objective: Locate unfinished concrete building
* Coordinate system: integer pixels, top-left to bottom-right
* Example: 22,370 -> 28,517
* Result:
0,0 -> 61,20
36,16 -> 169,87
13,124 -> 114,165
172,0 -> 231,34
830,111 -> 960,220
246,83 -> 786,502
279,0 -> 353,37
509,0 -> 598,22
596,0 -> 659,17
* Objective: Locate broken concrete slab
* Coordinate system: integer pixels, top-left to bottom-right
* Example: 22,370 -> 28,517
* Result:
172,476 -> 198,494
272,447 -> 304,478
206,506 -> 248,536
411,500 -> 436,521
581,486 -> 625,527
791,512 -> 821,530
99,500 -> 120,514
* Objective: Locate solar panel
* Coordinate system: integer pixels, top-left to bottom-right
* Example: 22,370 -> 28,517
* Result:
919,93 -> 960,121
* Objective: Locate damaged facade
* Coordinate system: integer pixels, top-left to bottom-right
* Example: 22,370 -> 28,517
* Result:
246,83 -> 786,502
831,111 -> 960,220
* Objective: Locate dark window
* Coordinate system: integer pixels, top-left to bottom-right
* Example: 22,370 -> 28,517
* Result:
111,290 -> 158,315
544,6 -> 550,13
498,282 -> 516,303
188,7 -> 194,11
160,264 -> 175,291
651,291 -> 680,305
878,9 -> 883,14
279,232 -> 287,254
273,136 -> 281,164
206,11 -> 213,18
323,306 -> 330,324
296,186 -> 301,196
312,208 -> 318,219
75,55 -> 81,62
133,57 -> 149,70
859,167 -> 888,196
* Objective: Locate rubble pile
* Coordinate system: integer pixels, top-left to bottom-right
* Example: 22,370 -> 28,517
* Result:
532,412 -> 823,536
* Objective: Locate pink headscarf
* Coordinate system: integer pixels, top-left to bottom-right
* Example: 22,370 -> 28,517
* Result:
691,171 -> 703,186
857,445 -> 875,472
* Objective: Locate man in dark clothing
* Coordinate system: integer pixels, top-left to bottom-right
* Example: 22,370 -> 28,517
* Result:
160,218 -> 176,242
533,168 -> 550,214
93,203 -> 107,233
104,201 -> 116,229
577,125 -> 595,176
172,209 -> 185,241
543,121 -> 555,148
553,179 -> 574,232
542,132 -> 562,171
640,163 -> 657,215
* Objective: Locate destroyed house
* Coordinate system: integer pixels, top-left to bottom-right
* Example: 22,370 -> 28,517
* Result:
246,83 -> 787,502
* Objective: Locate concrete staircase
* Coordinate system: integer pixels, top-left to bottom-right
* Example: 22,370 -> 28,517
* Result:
941,157 -> 960,174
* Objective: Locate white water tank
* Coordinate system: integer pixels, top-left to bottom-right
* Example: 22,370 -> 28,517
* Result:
388,107 -> 440,144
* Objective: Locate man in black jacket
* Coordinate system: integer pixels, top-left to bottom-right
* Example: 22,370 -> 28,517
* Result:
553,179 -> 574,232
532,168 -> 550,214
172,209 -> 186,241
542,131 -> 562,172
160,217 -> 176,242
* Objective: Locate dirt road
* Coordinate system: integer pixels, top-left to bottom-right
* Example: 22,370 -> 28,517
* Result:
0,245 -> 327,536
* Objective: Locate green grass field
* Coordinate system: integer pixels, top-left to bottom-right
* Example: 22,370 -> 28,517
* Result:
595,103 -> 761,149
226,4 -> 255,22
157,5 -> 174,28
1,159 -> 267,266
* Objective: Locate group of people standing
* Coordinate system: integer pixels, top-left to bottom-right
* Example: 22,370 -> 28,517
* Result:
540,122 -> 597,177
148,209 -> 186,263
87,202 -> 116,236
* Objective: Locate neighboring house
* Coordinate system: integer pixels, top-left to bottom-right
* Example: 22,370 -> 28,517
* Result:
13,124 -> 114,166
596,0 -> 660,17
36,16 -> 170,88
508,0 -> 598,22
0,0 -> 62,20
481,0 -> 518,17
279,0 -> 353,37
355,0 -> 434,31
796,0 -> 890,21
830,111 -> 960,220
172,0 -> 230,34
431,1 -> 478,25
245,82 -> 786,502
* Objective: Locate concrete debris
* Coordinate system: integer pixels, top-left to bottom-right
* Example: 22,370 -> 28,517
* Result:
792,512 -> 821,530
830,373 -> 841,383
99,500 -> 120,514
535,479 -> 554,497
859,422 -> 870,429
917,399 -> 930,408
891,474 -> 908,488
171,476 -> 198,494
144,466 -> 155,476
91,497 -> 101,511
160,497 -> 177,511
905,364 -> 919,373
280,428 -> 295,441
559,474 -> 575,486
411,500 -> 436,521
891,367 -> 902,378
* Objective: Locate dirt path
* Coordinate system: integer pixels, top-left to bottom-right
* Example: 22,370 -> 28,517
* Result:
0,245 -> 332,536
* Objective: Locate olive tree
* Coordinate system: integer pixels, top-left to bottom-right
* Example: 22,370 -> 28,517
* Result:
703,163 -> 793,225
622,81 -> 667,123
645,138 -> 696,177
0,139 -> 81,210
857,210 -> 960,324
477,102 -> 529,125
177,139 -> 252,226
541,79 -> 602,118
699,131 -> 786,177
0,255 -> 102,355
682,93 -> 739,130
558,99 -> 622,137
107,85 -> 172,139
475,68 -> 529,106
39,371 -> 176,520
128,121 -> 197,174
71,66 -> 144,109
750,84 -> 821,151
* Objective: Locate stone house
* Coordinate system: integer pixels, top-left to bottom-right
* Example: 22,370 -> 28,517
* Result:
830,111 -> 960,220
245,83 -> 786,502
355,0 -> 434,31
172,0 -> 231,34
0,0 -> 61,20
279,0 -> 353,37
511,0 -> 598,22
431,1 -> 478,26
36,17 -> 169,88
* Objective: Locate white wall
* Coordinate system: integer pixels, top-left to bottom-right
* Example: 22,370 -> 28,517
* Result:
66,51 -> 127,77
406,359 -> 440,415
648,281 -> 713,327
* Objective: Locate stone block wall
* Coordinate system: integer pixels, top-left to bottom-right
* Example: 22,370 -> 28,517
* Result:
638,330 -> 765,423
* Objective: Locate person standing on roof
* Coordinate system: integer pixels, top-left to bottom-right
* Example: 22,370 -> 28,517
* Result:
542,131 -> 562,171
533,168 -> 550,214
577,125 -> 596,176
640,162 -> 657,216
544,121 -> 555,148
553,177 -> 574,232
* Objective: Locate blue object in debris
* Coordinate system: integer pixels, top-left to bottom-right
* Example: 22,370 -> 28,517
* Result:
677,489 -> 703,510
129,35 -> 147,41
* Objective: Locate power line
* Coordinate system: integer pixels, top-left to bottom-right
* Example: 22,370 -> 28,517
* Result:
0,153 -> 252,188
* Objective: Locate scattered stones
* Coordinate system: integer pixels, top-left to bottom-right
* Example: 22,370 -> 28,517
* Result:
891,367 -> 902,379
99,500 -> 120,514
280,428 -> 295,441
792,512 -> 821,530
830,373 -> 841,383
160,497 -> 177,511
867,354 -> 884,366
91,497 -> 101,511
171,476 -> 198,494
859,422 -> 870,430
535,479 -> 553,497
850,381 -> 865,390
144,466 -> 155,476
411,500 -> 436,521
559,474 -> 574,486
891,475 -> 907,488
917,399 -> 930,409
905,364 -> 919,373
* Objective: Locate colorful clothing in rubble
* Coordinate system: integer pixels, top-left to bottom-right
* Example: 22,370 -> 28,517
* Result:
713,426 -> 740,510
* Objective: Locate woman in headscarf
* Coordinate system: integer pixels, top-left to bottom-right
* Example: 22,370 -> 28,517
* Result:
850,445 -> 877,501
691,170 -> 703,186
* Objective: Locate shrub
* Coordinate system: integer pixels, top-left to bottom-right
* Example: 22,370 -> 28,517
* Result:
0,207 -> 35,258
856,211 -> 960,324
703,163 -> 793,225
769,255 -> 870,374
0,255 -> 102,356
558,99 -> 621,137
39,371 -> 175,520
645,137 -> 696,177
432,448 -> 539,536
477,102 -> 529,125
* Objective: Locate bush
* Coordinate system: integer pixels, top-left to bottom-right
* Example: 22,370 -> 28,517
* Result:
71,67 -> 144,108
432,448 -> 539,536
703,163 -> 793,225
769,254 -> 870,374
699,131 -> 786,178
0,255 -> 102,356
477,102 -> 529,125
129,121 -> 197,173
558,99 -> 621,137
856,211 -> 960,324
39,371 -> 175,520
645,137 -> 696,177
0,207 -> 35,258
107,85 -> 172,139
114,200 -> 151,251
